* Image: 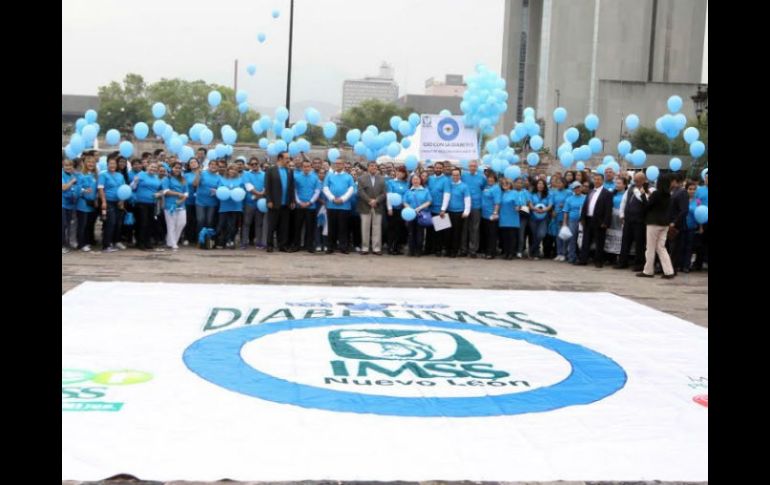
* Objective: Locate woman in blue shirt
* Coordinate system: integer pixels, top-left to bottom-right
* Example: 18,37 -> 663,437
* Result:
515,177 -> 531,258
216,164 -> 244,249
97,156 -> 127,252
548,176 -> 570,261
183,159 -> 200,246
194,160 -> 222,232
528,178 -> 553,260
498,178 -> 521,260
562,181 -> 587,264
402,174 -> 432,257
61,158 -> 79,253
131,162 -> 164,251
386,167 -> 409,255
480,173 -> 502,259
162,162 -> 189,251
75,156 -> 99,252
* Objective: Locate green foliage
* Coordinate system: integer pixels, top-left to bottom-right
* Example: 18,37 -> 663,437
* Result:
340,100 -> 413,137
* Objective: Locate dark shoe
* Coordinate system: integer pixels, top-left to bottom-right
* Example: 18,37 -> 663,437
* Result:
632,266 -> 644,272
287,247 -> 299,253
575,261 -> 587,266
326,249 -> 334,254
636,272 -> 654,278
662,274 -> 676,280
341,249 -> 349,254
266,247 -> 274,253
682,268 -> 690,274
595,262 -> 604,268
373,251 -> 382,256
360,251 -> 369,255
469,253 -> 477,259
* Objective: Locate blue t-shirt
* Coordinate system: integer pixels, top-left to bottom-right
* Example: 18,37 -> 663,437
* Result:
548,188 -> 570,234
562,194 -> 586,223
295,171 -> 321,209
428,175 -> 450,213
76,173 -> 97,213
218,176 -> 244,213
516,189 -> 531,211
481,184 -> 502,220
183,172 -> 197,206
403,187 -> 432,210
196,170 -> 221,208
98,171 -> 126,202
613,190 -> 625,210
499,190 -> 521,228
242,170 -> 266,207
162,177 -> 189,212
62,170 -> 78,209
695,186 -> 708,207
686,199 -> 701,230
530,192 -> 553,221
448,181 -> 470,213
387,179 -> 409,209
461,171 -> 486,209
134,172 -> 162,204
278,167 -> 288,206
324,171 -> 355,211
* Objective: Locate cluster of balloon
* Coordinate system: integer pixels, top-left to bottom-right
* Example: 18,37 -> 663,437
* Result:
460,64 -> 508,138
347,116 -> 416,162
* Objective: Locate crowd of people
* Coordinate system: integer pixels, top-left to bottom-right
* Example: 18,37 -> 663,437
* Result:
61,147 -> 708,277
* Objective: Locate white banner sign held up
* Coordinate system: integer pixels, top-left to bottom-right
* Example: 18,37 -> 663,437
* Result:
419,115 -> 478,161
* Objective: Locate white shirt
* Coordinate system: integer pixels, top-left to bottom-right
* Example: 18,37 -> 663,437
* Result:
587,186 -> 603,217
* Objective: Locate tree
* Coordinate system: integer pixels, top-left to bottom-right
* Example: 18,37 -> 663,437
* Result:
340,100 -> 413,137
97,74 -> 151,137
630,126 -> 689,155
574,123 -> 593,147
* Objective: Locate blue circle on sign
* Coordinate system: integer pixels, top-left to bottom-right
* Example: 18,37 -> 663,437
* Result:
437,117 -> 460,141
183,318 -> 627,417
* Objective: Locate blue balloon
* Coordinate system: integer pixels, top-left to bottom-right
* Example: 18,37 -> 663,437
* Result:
272,9 -> 280,18
117,184 -> 132,201
178,146 -> 193,163
345,129 -> 361,146
387,142 -> 401,158
694,205 -> 708,224
596,164 -> 607,175
328,148 -> 340,162
247,64 -> 257,76
396,120 -> 411,136
258,116 -> 272,132
208,90 -> 222,107
618,140 -> 632,156
274,140 -> 288,153
162,124 -> 174,140
354,141 -> 367,156
280,128 -> 294,143
103,129 -> 119,146
305,107 -> 321,125
75,118 -> 87,133
169,136 -> 183,153
408,113 -> 420,126
584,114 -> 599,131
565,127 -> 579,143
297,138 -> 311,153
236,90 -> 248,104
199,128 -> 214,145
230,188 -> 246,203
646,166 -> 660,182
529,135 -> 544,151
288,141 -> 300,157
669,158 -> 682,171
513,123 -> 528,141
667,95 -> 683,113
82,124 -> 97,141
366,125 -> 379,135
238,102 -> 249,114
701,168 -> 708,181
588,137 -> 603,154
504,165 -> 521,180
85,109 -> 98,123
492,159 -> 506,174
405,154 -> 418,171
293,120 -> 308,136
257,138 -> 269,149
608,161 -> 620,173
216,186 -> 231,201
257,198 -> 268,213
631,149 -> 646,167
206,149 -> 216,160
527,153 -> 539,167
576,161 -> 585,171
323,122 -> 337,139
389,116 -> 402,131
152,120 -> 167,136
69,134 -> 85,154
690,141 -> 706,158
602,155 -> 614,165
559,152 -> 574,168
258,32 -> 266,43
553,107 -> 567,124
275,106 -> 289,122
387,193 -> 402,207
189,124 -> 204,141
222,129 -> 236,145
580,145 -> 592,161
401,207 -> 417,221
215,144 -> 227,158
251,121 -> 262,136
523,107 -> 535,118
684,127 -> 700,144
225,145 -> 233,157
119,141 -> 134,158
439,109 -> 451,116
152,102 -> 166,119
625,114 -> 640,131
674,113 -> 687,131
401,138 -> 411,149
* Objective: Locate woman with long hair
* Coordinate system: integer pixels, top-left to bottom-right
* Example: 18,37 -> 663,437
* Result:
402,174 -> 432,257
61,158 -> 79,253
637,174 -> 676,279
499,177 -> 520,260
528,178 -> 552,260
216,164 -> 244,249
97,156 -> 127,252
548,175 -> 569,261
162,162 -> 189,251
386,166 -> 409,255
75,155 -> 99,252
679,181 -> 703,273
183,159 -> 199,246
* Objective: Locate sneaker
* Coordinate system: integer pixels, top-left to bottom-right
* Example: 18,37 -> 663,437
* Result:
172,246 -> 179,251
516,252 -> 523,259
154,247 -> 166,252
62,247 -> 70,254
116,242 -> 127,250
182,240 -> 189,247
81,245 -> 92,253
553,256 -> 560,261
102,247 -> 118,253
316,246 -> 322,252
533,256 -> 540,261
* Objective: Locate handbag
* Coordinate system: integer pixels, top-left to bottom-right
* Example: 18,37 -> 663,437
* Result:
417,210 -> 433,227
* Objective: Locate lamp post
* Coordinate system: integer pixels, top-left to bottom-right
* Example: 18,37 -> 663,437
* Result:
285,0 -> 295,122
691,84 -> 708,126
554,89 -> 561,150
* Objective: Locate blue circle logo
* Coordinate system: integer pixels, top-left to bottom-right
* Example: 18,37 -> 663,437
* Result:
437,117 -> 460,141
183,318 -> 626,417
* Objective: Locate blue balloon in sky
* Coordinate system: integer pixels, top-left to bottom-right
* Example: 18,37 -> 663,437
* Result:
667,95 -> 683,113
584,114 -> 599,131
646,165 -> 660,182
247,64 -> 256,76
85,109 -> 98,123
258,32 -> 266,43
565,127 -> 579,143
625,114 -> 640,131
119,141 -> 134,158
152,102 -> 166,119
553,107 -> 567,124
208,90 -> 222,107
408,113 -> 420,126
236,90 -> 248,104
105,129 -> 120,146
323,122 -> 337,139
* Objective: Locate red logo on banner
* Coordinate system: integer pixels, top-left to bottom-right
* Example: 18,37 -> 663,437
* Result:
693,394 -> 708,407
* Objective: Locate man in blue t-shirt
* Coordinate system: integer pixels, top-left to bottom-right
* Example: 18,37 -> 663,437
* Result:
293,159 -> 322,253
461,160 -> 485,257
323,159 -> 356,254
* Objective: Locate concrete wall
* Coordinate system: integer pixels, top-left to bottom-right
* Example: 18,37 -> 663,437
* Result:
651,0 -> 707,83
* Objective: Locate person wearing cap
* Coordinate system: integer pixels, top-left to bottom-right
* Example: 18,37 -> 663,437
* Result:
562,181 -> 586,264
386,166 -> 409,255
461,160 -> 486,258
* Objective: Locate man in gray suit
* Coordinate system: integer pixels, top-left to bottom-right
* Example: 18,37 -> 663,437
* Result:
357,161 -> 387,255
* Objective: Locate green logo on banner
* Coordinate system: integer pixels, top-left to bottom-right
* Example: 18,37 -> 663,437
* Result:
329,329 -> 481,361
62,368 -> 152,412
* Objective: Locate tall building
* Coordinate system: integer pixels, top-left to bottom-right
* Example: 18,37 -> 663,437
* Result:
425,74 -> 467,97
341,62 -> 399,113
501,0 -> 707,151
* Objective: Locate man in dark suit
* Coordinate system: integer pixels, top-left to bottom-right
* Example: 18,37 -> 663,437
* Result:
357,161 -> 387,255
615,171 -> 648,271
263,151 -> 295,252
667,173 -> 689,272
578,173 -> 614,267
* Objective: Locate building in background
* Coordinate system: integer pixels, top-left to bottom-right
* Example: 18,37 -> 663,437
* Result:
424,74 -> 467,97
397,74 -> 466,116
500,0 -> 707,150
341,62 -> 399,113
62,94 -> 99,126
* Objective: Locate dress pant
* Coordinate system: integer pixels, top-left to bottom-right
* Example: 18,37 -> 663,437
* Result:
448,212 -> 465,256
184,204 -> 198,244
135,202 -> 156,249
360,209 -> 383,253
327,208 -> 349,252
500,227 -> 518,257
266,205 -> 291,250
481,218 -> 498,257
293,206 -> 318,251
164,209 -> 187,248
579,217 -> 608,264
460,209 -> 481,255
387,208 -> 403,253
643,225 -> 675,276
406,220 -> 426,256
242,203 -> 265,247
61,208 -> 74,247
618,220 -> 646,268
102,201 -> 124,248
76,210 -> 97,248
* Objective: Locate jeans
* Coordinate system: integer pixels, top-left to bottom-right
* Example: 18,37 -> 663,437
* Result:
528,217 -> 548,258
76,210 -> 97,248
102,201 -> 124,248
184,204 -> 197,244
216,211 -> 238,246
61,208 -> 74,247
196,205 -> 217,232
681,228 -> 697,270
460,209 -> 481,255
517,213 -> 530,254
242,204 -> 265,247
566,220 -> 580,263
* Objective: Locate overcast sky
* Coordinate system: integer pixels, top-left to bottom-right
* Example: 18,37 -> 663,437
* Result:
62,0 -> 506,112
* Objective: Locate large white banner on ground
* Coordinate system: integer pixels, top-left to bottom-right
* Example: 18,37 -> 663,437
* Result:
62,282 -> 707,482
419,114 -> 479,161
